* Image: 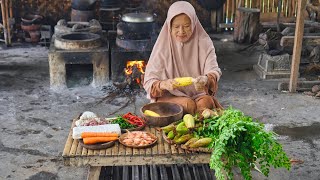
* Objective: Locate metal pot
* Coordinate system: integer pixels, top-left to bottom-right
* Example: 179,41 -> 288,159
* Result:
117,12 -> 155,37
121,12 -> 154,23
71,0 -> 97,11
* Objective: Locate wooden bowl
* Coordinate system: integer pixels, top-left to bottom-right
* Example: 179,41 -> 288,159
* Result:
140,102 -> 183,127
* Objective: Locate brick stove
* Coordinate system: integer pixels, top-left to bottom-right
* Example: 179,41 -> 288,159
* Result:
48,23 -> 109,90
110,11 -> 157,88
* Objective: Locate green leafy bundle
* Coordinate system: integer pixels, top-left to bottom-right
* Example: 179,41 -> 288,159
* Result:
196,107 -> 291,180
111,116 -> 136,129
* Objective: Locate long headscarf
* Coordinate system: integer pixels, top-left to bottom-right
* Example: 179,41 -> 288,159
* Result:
143,1 -> 221,100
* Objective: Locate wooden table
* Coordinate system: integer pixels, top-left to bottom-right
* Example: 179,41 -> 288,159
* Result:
62,120 -> 211,180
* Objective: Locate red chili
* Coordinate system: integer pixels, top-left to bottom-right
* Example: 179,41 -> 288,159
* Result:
122,112 -> 145,127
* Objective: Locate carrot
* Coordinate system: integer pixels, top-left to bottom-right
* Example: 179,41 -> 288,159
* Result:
81,132 -> 119,138
83,136 -> 118,145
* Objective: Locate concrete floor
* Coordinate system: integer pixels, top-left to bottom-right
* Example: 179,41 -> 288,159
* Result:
0,33 -> 319,180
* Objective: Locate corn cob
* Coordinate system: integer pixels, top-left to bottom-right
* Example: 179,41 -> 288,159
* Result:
174,134 -> 193,144
183,114 -> 195,128
144,110 -> 161,117
189,137 -> 212,148
184,137 -> 199,147
174,77 -> 193,87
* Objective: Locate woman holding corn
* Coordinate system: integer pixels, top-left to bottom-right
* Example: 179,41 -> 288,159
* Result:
143,1 -> 222,114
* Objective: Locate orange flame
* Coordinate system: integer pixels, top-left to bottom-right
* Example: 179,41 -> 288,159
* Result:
125,60 -> 146,75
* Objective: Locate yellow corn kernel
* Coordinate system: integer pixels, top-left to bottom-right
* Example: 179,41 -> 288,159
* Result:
144,110 -> 161,117
174,77 -> 193,87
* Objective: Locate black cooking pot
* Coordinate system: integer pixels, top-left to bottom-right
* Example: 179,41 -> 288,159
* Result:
197,0 -> 226,10
100,0 -> 120,8
71,0 -> 97,11
118,12 -> 155,34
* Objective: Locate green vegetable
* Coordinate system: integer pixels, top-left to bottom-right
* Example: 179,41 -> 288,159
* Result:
195,107 -> 291,180
111,116 -> 136,129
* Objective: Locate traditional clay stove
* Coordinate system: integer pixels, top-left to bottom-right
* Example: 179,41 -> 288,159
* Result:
110,11 -> 157,88
21,14 -> 43,43
48,21 -> 109,90
54,19 -> 102,36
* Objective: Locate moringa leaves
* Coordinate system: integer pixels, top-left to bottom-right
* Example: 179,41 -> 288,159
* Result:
197,107 -> 291,180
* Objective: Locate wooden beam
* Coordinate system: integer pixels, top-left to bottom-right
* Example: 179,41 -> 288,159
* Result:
87,166 -> 101,180
280,36 -> 320,47
289,0 -> 307,92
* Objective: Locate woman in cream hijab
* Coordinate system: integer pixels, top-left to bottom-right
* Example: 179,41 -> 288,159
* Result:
143,1 -> 222,114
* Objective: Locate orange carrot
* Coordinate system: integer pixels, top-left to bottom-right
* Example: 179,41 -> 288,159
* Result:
81,132 -> 119,138
83,136 -> 118,145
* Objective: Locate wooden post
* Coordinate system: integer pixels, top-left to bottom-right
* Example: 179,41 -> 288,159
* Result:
1,0 -> 9,45
6,0 -> 11,45
289,0 -> 307,92
87,166 -> 101,180
211,10 -> 217,32
233,7 -> 261,43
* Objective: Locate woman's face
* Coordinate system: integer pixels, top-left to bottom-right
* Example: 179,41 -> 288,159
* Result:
170,14 -> 192,43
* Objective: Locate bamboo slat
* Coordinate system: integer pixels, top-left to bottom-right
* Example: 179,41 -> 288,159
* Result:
62,123 -> 73,156
288,0 -> 292,17
99,149 -> 106,156
81,147 -> 88,156
145,127 -> 152,155
118,142 -> 126,156
133,145 -> 140,155
87,149 -> 94,156
111,141 -> 119,156
156,128 -> 165,155
151,128 -> 158,155
76,141 -> 83,156
69,139 -> 79,156
105,145 -> 112,156
125,146 -> 132,156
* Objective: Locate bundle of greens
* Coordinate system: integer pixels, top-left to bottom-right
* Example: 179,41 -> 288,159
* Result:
195,107 -> 291,180
111,116 -> 136,129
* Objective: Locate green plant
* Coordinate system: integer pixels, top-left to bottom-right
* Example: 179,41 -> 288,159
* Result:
196,107 -> 291,180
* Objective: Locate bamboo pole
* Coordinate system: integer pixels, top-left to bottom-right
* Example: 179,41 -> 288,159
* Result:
6,0 -> 11,45
1,0 -> 9,45
289,0 -> 307,92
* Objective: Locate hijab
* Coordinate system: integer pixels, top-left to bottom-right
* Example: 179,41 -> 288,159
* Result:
143,1 -> 221,100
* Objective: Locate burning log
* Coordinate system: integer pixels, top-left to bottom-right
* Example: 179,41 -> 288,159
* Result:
112,60 -> 146,90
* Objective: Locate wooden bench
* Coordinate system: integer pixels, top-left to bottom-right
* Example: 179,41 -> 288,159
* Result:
62,120 -> 211,180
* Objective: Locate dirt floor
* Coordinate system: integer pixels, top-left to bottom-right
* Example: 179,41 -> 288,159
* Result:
0,33 -> 319,180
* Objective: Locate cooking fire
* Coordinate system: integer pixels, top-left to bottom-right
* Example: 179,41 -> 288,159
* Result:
123,60 -> 146,88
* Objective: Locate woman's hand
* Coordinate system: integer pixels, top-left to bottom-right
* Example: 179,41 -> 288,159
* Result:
193,75 -> 208,91
159,79 -> 179,91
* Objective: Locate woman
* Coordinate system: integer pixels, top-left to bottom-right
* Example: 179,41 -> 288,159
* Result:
143,1 -> 222,114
